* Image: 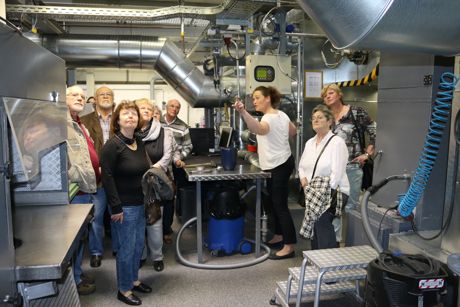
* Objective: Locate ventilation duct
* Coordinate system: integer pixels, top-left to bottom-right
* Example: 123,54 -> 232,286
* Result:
297,0 -> 460,56
26,34 -> 226,108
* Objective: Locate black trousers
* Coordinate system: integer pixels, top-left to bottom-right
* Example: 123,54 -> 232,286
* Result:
266,155 -> 297,245
311,211 -> 339,250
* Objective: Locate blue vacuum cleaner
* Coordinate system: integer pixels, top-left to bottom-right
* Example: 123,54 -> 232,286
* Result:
206,187 -> 252,256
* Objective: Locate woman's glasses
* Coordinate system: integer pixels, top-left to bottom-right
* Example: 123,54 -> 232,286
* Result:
310,115 -> 326,121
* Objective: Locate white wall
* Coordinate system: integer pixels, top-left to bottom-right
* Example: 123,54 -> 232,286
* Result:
78,69 -> 204,127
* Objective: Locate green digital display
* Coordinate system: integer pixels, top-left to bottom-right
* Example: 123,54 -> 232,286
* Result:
254,66 -> 275,82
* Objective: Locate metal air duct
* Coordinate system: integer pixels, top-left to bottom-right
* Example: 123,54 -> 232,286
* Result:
26,34 -> 226,108
297,0 -> 460,56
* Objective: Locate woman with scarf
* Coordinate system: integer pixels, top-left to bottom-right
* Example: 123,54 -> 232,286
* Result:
135,99 -> 172,273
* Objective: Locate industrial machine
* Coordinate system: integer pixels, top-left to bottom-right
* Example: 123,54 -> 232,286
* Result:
0,23 -> 91,306
245,54 -> 292,95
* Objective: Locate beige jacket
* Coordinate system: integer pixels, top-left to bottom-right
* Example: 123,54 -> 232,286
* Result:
67,112 -> 97,194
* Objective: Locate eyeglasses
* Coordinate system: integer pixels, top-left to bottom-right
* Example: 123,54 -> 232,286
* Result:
67,93 -> 86,100
310,116 -> 326,121
98,92 -> 113,97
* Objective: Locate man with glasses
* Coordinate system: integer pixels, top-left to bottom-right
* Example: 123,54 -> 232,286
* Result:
66,85 -> 98,295
81,85 -> 116,268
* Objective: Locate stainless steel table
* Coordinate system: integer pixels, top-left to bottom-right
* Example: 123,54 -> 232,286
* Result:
175,163 -> 271,269
15,204 -> 93,281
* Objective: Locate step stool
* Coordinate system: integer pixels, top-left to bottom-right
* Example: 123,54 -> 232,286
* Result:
273,245 -> 378,307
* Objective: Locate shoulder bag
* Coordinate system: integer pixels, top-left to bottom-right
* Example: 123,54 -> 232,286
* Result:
143,148 -> 162,226
298,135 -> 336,207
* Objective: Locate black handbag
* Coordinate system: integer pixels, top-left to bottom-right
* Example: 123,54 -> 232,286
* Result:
298,135 -> 336,207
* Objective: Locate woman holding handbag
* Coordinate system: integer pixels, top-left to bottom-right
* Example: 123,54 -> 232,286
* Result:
298,105 -> 350,250
100,100 -> 151,306
135,99 -> 173,272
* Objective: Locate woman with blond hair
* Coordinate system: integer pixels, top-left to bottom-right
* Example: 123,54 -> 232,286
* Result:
135,98 -> 172,272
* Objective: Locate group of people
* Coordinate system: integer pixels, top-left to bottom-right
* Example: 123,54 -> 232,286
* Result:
66,85 -> 192,305
235,84 -> 375,257
65,81 -> 374,304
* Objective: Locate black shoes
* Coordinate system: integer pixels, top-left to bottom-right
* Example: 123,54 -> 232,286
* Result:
153,261 -> 164,272
132,282 -> 152,293
117,291 -> 142,306
265,241 -> 284,250
268,251 -> 295,260
90,255 -> 102,267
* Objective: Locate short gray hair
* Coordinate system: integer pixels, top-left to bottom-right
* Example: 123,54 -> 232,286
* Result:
312,104 -> 333,122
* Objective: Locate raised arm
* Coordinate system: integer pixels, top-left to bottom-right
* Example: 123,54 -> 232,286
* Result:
233,99 -> 270,135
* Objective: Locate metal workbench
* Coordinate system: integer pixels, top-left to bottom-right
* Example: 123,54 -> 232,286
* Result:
175,162 -> 271,269
14,204 -> 93,281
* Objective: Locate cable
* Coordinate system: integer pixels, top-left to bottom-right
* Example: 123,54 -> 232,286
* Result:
376,207 -> 394,243
398,72 -> 459,218
377,251 -> 439,278
259,7 -> 278,38
320,39 -> 344,68
226,43 -> 246,62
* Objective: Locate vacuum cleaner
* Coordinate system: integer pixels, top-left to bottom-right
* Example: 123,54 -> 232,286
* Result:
206,186 -> 252,256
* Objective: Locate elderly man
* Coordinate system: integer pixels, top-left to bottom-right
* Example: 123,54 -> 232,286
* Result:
160,99 -> 193,243
80,85 -> 116,267
66,85 -> 99,295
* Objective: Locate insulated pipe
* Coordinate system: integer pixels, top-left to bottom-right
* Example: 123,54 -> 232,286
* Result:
296,0 -> 460,56
26,34 -> 226,108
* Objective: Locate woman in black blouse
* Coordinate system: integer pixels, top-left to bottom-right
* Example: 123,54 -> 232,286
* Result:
100,100 -> 151,306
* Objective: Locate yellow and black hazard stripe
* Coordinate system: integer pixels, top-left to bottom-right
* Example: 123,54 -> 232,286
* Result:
335,64 -> 379,87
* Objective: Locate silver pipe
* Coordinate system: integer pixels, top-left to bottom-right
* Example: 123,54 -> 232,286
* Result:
286,32 -> 327,38
231,40 -> 244,149
297,0 -> 460,55
27,34 -> 226,108
295,38 -> 304,174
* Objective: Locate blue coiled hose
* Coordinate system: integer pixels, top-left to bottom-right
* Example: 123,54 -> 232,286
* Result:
398,72 -> 459,218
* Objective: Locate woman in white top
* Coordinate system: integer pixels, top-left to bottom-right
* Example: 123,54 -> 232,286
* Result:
234,86 -> 297,260
298,104 -> 349,249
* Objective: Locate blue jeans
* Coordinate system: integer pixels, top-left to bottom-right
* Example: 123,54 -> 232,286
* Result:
113,205 -> 145,292
333,163 -> 363,242
72,187 -> 115,256
345,163 -> 363,212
